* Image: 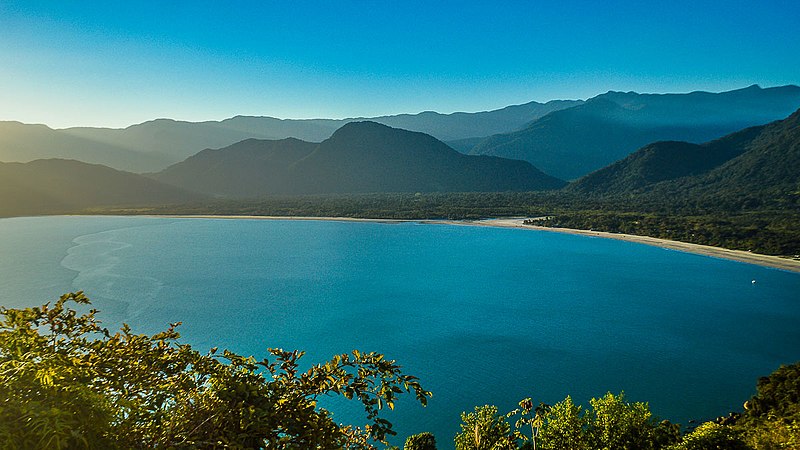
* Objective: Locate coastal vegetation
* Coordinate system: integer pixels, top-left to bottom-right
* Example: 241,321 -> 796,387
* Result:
1,294 -> 797,449
99,188 -> 799,256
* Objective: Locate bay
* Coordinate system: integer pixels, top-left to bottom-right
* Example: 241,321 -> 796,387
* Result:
1,216 -> 799,447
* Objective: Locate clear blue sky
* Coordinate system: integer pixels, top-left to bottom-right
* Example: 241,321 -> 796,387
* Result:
1,0 -> 798,128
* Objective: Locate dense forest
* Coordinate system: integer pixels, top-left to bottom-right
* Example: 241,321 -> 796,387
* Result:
1,294 -> 797,449
95,189 -> 800,257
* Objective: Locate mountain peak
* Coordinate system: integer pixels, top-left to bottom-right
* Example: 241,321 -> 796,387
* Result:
336,120 -> 392,131
155,122 -> 565,195
329,120 -> 428,142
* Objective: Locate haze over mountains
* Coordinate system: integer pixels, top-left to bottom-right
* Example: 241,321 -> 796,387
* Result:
3,85 -> 798,180
0,159 -> 200,217
0,100 -> 580,173
152,121 -> 566,196
469,84 -> 800,180
0,121 -> 175,173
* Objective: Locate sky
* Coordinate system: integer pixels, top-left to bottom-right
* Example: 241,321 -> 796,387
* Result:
1,0 -> 799,129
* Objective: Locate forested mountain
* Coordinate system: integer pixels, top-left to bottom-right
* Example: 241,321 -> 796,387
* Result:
153,121 -> 566,196
0,100 -> 579,173
569,108 -> 800,209
568,126 -> 764,195
150,138 -> 319,198
657,108 -> 800,209
470,84 -> 800,180
0,159 -> 202,217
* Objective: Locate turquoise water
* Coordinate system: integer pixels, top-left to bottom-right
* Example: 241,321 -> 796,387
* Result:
1,216 -> 799,446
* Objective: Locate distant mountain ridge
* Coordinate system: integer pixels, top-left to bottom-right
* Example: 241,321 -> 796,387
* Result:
3,85 -> 798,179
0,121 -> 174,173
152,121 -> 566,196
470,84 -> 800,180
0,99 -> 580,173
568,107 -> 800,208
0,159 -> 202,217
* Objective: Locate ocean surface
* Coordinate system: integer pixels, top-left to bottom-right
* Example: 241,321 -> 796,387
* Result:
1,215 -> 799,446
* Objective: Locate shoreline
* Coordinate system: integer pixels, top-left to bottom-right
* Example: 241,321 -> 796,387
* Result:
469,218 -> 800,274
155,214 -> 800,274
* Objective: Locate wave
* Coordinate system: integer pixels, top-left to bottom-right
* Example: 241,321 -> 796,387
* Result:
60,226 -> 165,320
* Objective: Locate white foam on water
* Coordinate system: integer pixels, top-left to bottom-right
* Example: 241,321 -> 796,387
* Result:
61,227 -> 164,319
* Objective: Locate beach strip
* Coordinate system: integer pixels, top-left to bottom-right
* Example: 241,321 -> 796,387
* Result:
464,218 -> 800,274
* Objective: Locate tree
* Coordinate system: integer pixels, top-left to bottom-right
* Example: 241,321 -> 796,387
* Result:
454,405 -> 515,450
744,362 -> 800,421
0,292 -> 431,449
404,431 -> 437,450
737,362 -> 800,450
588,392 -> 678,450
538,395 -> 590,450
509,398 -> 550,450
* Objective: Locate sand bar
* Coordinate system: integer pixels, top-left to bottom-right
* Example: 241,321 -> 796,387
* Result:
156,215 -> 800,273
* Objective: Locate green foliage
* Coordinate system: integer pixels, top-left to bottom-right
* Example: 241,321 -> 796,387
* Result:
735,362 -> 800,450
738,419 -> 800,450
0,292 -> 431,449
507,398 -> 550,450
668,422 -> 751,450
538,396 -> 589,450
404,431 -> 437,450
401,363 -> 797,450
106,186 -> 800,256
589,392 -> 679,450
745,362 -> 800,421
530,392 -> 678,450
454,405 -> 515,450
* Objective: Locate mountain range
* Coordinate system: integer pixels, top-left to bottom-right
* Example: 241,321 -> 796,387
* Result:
469,84 -> 800,180
3,106 -> 798,218
151,121 -> 566,196
5,85 -> 799,180
0,100 -> 580,173
2,85 -> 799,218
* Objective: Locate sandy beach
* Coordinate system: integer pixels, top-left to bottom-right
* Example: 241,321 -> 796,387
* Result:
465,217 -> 800,274
161,214 -> 800,274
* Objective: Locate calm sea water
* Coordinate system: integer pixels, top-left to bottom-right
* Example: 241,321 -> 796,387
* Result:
1,216 -> 799,446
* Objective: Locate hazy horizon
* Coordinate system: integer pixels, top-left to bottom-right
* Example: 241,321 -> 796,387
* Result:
2,1 -> 799,129
2,83 -> 798,131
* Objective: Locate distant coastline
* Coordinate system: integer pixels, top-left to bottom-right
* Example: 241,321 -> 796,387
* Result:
157,214 -> 800,274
